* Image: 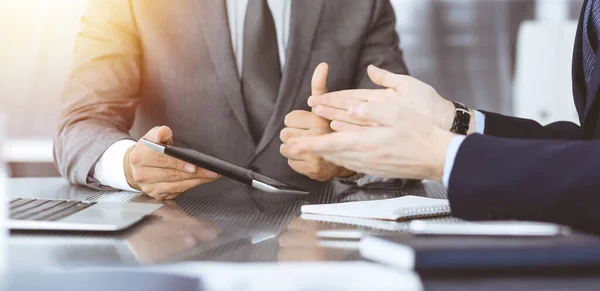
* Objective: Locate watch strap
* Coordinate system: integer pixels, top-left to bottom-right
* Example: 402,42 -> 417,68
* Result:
450,101 -> 471,135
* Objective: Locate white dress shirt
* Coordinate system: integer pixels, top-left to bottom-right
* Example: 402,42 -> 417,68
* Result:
93,0 -> 291,191
442,110 -> 486,188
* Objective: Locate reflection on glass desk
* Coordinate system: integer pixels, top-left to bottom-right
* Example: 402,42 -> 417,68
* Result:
8,178 -> 600,291
8,178 -> 445,269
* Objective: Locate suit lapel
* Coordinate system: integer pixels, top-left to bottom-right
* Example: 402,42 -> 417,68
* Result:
573,0 -> 587,125
584,51 -> 600,120
194,0 -> 253,141
251,0 -> 325,159
580,0 -> 600,123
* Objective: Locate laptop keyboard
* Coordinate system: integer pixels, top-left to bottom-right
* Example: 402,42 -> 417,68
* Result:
10,198 -> 97,221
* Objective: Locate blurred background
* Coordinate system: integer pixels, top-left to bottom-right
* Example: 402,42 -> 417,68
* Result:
0,0 -> 586,178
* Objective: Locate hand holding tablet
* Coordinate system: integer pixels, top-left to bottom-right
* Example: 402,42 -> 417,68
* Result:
141,139 -> 309,195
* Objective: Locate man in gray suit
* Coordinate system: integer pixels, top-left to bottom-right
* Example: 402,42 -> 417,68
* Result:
54,0 -> 408,200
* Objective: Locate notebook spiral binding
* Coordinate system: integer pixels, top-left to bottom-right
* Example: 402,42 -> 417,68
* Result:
396,205 -> 452,220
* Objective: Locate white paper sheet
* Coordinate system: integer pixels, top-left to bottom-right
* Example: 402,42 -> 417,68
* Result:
146,262 -> 423,291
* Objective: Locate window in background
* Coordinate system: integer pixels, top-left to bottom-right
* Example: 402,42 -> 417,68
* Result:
1,0 -> 87,138
393,0 -> 584,122
512,0 -> 584,125
393,0 -> 536,114
0,0 -> 87,177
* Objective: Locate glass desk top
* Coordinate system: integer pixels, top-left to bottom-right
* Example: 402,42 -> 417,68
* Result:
7,178 -> 600,291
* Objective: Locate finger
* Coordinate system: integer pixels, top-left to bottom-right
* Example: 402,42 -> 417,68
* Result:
161,193 -> 182,201
349,102 -> 399,126
311,63 -> 329,97
142,190 -> 177,201
284,110 -> 328,130
132,144 -> 203,175
279,144 -> 311,162
288,159 -> 335,182
132,167 -> 219,184
330,120 -> 364,132
280,127 -> 312,143
308,89 -> 377,108
131,143 -> 199,175
136,148 -> 220,178
289,132 -> 357,154
191,228 -> 220,242
137,150 -> 198,173
368,65 -> 407,90
144,178 -> 215,198
280,143 -> 305,161
314,105 -> 371,126
287,160 -> 309,176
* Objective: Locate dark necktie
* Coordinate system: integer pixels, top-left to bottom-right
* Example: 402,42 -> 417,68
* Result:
583,0 -> 600,88
242,0 -> 281,142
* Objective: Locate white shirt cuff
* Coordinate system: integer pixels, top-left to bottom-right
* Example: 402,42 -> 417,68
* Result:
473,110 -> 486,134
442,135 -> 467,188
93,139 -> 140,192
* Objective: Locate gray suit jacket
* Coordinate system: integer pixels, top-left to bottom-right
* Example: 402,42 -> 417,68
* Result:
54,0 -> 409,190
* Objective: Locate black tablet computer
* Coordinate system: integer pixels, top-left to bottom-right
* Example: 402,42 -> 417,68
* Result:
141,139 -> 309,195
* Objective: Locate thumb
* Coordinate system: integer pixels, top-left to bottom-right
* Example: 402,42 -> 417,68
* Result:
368,65 -> 402,90
311,62 -> 329,96
145,126 -> 173,145
311,63 -> 328,114
156,126 -> 174,145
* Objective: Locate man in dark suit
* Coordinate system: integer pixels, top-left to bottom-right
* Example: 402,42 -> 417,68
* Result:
54,0 -> 408,200
290,0 -> 600,232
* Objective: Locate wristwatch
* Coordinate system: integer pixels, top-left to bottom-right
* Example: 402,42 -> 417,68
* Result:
450,101 -> 471,135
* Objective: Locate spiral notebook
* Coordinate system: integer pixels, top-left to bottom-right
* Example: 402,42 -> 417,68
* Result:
300,196 -> 451,221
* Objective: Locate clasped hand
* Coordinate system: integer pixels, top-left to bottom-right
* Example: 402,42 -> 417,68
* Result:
288,65 -> 460,181
279,63 -> 354,181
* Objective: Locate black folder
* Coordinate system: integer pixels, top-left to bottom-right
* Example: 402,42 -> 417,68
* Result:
360,232 -> 600,273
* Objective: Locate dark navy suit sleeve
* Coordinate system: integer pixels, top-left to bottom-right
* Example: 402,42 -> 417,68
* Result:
482,111 -> 583,139
448,134 -> 600,232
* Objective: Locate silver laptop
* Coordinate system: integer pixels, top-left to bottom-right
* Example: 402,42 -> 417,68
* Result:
8,198 -> 161,231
